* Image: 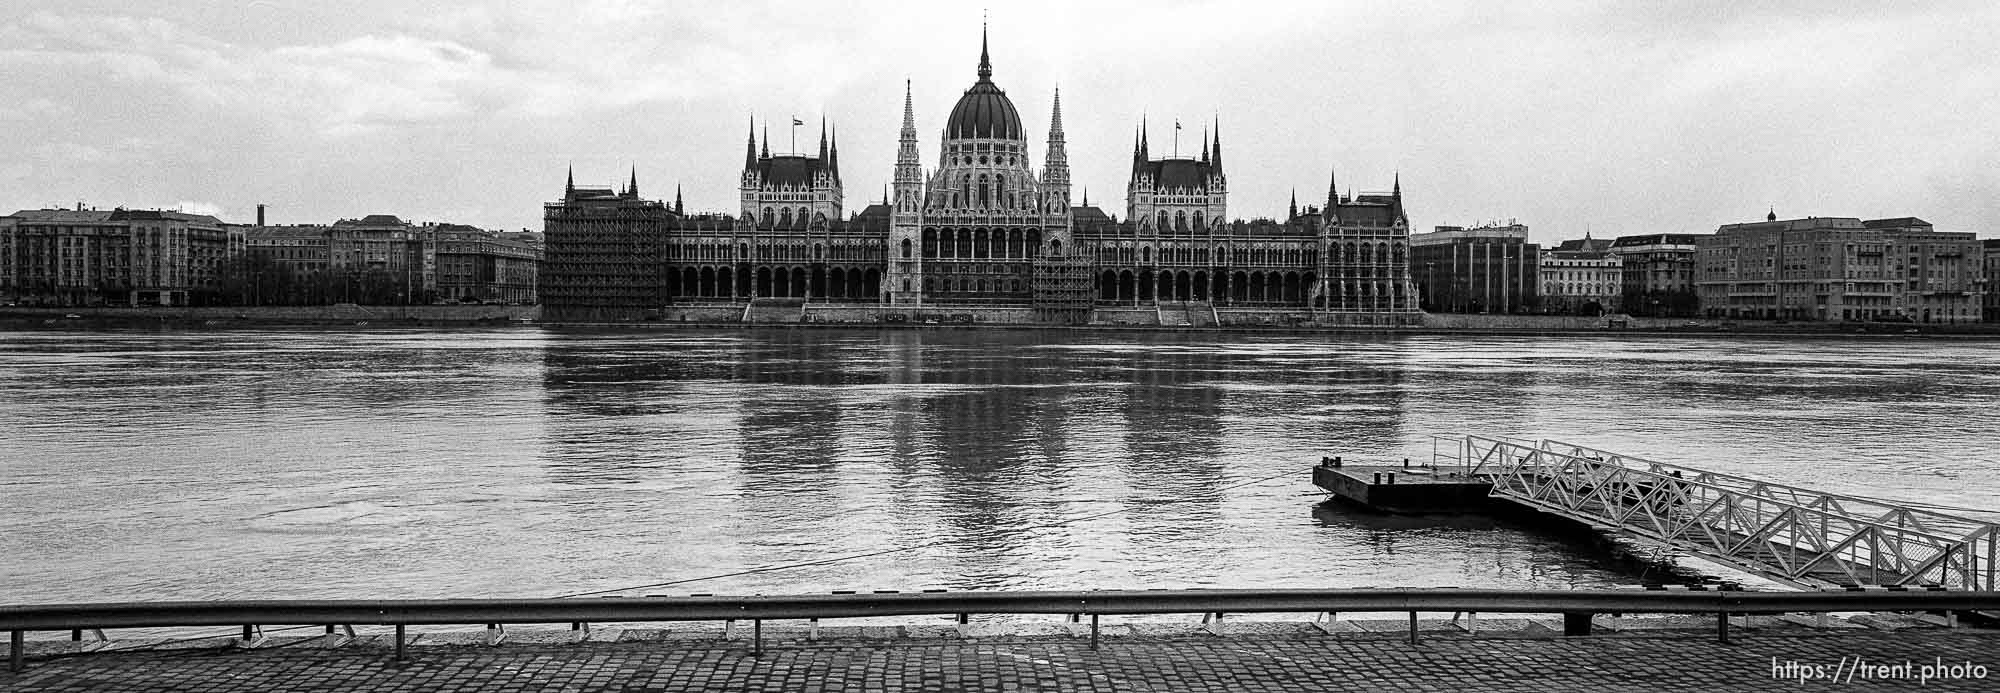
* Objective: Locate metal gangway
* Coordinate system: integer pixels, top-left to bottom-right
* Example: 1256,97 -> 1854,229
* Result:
1435,435 -> 1998,591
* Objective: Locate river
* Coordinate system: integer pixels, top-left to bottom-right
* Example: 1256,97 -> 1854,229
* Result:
2,328 -> 1995,604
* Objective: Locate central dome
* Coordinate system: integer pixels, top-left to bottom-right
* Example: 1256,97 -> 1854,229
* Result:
943,29 -> 1023,140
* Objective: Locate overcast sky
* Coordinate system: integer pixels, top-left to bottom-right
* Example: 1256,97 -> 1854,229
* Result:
4,1 -> 1996,242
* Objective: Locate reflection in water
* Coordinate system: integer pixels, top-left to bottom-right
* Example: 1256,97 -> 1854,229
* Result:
3,328 -> 1996,604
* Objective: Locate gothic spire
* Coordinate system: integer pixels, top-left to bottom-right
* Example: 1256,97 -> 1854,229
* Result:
894,79 -> 923,214
759,122 -> 769,159
1210,116 -> 1223,172
1131,124 -> 1142,167
1048,87 -> 1065,135
628,165 -> 639,198
1043,87 -> 1069,194
829,124 -> 841,183
1200,125 -> 1209,164
745,116 -> 757,169
675,183 -> 683,214
565,164 -> 574,195
1324,167 -> 1341,223
817,117 -> 828,162
1289,188 -> 1298,221
1392,171 -> 1406,224
977,22 -> 992,81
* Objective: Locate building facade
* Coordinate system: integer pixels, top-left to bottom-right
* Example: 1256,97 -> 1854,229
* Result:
1986,238 -> 2000,323
0,207 -> 239,306
1610,233 -> 1703,317
1409,223 -> 1538,314
434,224 -> 541,303
1539,235 -> 1621,314
542,30 -> 1420,324
1696,215 -> 1982,322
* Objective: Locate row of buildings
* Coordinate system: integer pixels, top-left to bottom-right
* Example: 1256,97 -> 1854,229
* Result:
1412,213 -> 1989,322
541,29 -> 1991,325
0,205 -> 541,307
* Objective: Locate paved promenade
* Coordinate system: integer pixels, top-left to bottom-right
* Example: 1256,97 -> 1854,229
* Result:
6,620 -> 1997,692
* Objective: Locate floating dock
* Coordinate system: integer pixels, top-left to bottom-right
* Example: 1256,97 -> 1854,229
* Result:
1311,457 -> 1494,514
1314,437 -> 2000,592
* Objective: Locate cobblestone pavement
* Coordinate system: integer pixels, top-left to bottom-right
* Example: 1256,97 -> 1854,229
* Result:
6,629 -> 1998,692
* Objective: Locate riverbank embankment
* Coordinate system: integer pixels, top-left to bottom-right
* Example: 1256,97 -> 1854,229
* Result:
7,305 -> 2000,337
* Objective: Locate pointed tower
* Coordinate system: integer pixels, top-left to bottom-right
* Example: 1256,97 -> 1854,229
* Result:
759,123 -> 770,159
1325,167 -> 1341,223
888,79 -> 926,306
829,124 -> 841,184
744,117 -> 757,169
1131,125 -> 1143,170
817,118 -> 829,164
1041,87 -> 1070,213
627,166 -> 639,199
1391,171 -> 1405,224
978,22 -> 992,81
564,164 -> 575,199
1210,117 -> 1223,173
674,184 -> 684,215
1200,126 -> 1209,164
1289,189 -> 1298,221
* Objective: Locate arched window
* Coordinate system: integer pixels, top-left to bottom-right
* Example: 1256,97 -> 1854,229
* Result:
996,174 -> 1006,208
1193,211 -> 1204,231
1051,239 -> 1063,257
978,174 -> 990,208
1157,211 -> 1169,230
900,238 -> 911,259
762,207 -> 774,223
780,207 -> 793,226
1142,246 -> 1152,264
1175,211 -> 1187,233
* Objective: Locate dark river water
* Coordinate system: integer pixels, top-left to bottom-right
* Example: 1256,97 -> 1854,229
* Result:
2,328 -> 1996,605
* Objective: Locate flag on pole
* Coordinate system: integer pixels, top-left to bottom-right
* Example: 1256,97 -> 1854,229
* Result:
1174,120 -> 1182,130
793,118 -> 805,126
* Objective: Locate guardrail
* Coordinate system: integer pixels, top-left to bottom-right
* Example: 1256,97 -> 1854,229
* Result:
7,587 -> 1998,671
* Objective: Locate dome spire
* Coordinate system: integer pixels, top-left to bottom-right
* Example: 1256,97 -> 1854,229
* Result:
977,22 -> 992,81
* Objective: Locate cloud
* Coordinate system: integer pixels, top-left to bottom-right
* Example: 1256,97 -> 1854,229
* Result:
0,97 -> 70,121
0,12 -> 539,136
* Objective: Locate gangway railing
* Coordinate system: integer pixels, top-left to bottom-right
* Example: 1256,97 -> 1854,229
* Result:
1447,434 -> 1998,591
9,587 -> 2000,671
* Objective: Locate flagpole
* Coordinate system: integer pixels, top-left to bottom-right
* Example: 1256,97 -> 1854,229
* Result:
790,116 -> 797,155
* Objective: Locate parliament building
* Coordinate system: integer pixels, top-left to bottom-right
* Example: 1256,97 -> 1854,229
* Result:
543,31 -> 1421,325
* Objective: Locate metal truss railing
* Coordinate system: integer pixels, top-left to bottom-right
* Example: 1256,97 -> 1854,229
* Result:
1454,435 -> 1998,591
